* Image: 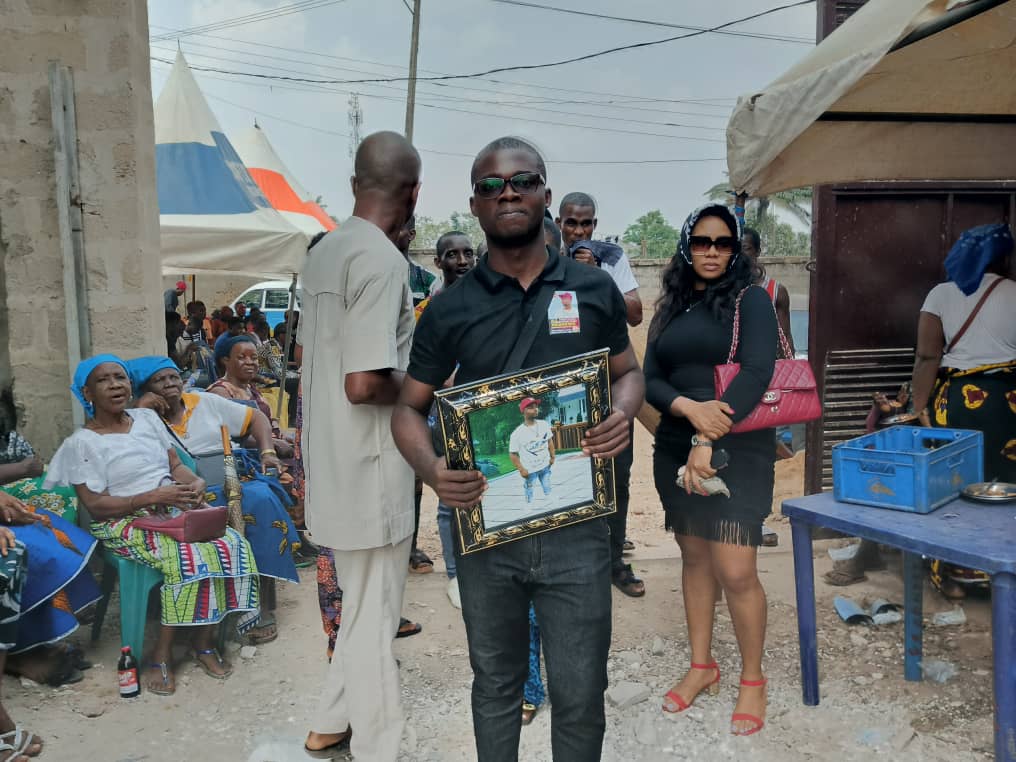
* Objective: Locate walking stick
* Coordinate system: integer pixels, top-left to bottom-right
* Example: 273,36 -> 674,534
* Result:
220,426 -> 244,532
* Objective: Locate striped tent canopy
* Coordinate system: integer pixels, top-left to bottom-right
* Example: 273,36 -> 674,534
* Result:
232,123 -> 337,236
155,51 -> 308,277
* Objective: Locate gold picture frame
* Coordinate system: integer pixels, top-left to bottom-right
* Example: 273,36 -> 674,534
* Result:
434,349 -> 616,554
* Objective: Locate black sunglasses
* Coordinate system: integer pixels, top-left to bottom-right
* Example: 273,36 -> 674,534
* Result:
473,172 -> 545,199
689,235 -> 738,255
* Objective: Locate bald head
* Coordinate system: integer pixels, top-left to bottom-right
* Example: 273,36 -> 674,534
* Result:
353,131 -> 421,196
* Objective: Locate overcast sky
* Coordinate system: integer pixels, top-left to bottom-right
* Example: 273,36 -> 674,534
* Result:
148,0 -> 816,237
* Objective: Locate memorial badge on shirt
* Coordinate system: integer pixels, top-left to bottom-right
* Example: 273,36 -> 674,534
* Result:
548,290 -> 581,334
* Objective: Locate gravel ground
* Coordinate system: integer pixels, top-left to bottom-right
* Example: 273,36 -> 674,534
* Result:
8,458 -> 994,761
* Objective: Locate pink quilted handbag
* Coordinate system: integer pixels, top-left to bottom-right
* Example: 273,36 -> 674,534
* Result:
714,288 -> 821,433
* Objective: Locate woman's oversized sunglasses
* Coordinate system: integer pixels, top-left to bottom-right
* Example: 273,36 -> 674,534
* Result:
472,172 -> 546,199
689,235 -> 739,256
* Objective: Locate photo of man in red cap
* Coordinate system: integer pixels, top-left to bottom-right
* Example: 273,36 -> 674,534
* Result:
508,397 -> 555,504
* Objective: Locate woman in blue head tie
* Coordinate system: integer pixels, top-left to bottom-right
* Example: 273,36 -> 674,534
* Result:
45,355 -> 261,696
128,355 -> 301,645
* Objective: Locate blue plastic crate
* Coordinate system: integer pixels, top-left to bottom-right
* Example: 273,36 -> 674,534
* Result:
832,426 -> 983,513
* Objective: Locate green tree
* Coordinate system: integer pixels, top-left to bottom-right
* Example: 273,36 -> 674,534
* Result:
622,210 -> 679,259
414,211 -> 485,250
703,176 -> 813,257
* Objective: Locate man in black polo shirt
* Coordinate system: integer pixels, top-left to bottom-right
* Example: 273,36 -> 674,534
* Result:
392,137 -> 644,762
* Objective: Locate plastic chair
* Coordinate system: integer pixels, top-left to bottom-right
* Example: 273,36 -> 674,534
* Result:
90,548 -> 163,655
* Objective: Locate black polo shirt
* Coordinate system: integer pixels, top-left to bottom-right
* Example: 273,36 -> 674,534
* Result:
408,250 -> 629,387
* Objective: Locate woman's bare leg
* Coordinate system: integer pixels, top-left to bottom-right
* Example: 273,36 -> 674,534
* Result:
663,533 -> 721,710
711,542 -> 767,733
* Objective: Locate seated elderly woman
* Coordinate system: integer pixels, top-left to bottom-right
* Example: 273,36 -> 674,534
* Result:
45,355 -> 261,696
0,490 -> 100,688
0,522 -> 44,762
0,405 -> 101,688
208,335 -> 293,458
128,356 -> 300,643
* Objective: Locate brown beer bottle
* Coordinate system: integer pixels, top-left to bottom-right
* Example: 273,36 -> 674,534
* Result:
117,646 -> 140,698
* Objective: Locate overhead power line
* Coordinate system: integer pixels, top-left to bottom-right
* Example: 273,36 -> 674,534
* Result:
148,24 -> 739,110
149,44 -> 727,131
490,0 -> 814,44
153,1 -> 815,84
152,55 -> 725,143
201,91 -> 726,166
151,0 -> 346,42
153,39 -> 732,119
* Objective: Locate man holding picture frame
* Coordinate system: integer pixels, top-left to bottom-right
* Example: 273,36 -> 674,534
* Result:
392,136 -> 644,762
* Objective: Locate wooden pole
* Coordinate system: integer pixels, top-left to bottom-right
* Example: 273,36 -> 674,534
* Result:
50,63 -> 90,428
275,273 -> 298,421
404,0 -> 422,141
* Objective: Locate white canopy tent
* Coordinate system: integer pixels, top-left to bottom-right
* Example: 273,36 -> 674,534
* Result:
726,0 -> 1016,196
156,52 -> 309,277
232,123 -> 336,238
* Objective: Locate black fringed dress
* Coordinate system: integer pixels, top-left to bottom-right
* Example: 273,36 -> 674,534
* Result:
645,285 -> 779,547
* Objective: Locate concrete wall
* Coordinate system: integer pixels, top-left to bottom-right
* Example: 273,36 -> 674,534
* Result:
632,256 -> 812,305
0,0 -> 163,454
409,251 -> 812,307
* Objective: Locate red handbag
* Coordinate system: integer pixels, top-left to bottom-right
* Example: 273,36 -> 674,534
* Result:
132,505 -> 228,543
714,288 -> 821,433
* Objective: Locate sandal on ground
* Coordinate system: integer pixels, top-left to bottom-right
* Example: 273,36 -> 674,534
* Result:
662,662 -> 721,713
193,648 -> 233,680
0,727 -> 42,760
521,702 -> 539,726
622,538 -> 635,553
395,617 -> 422,639
243,615 -> 279,646
731,677 -> 767,736
409,548 -> 434,574
822,568 -> 866,587
304,728 -> 352,759
146,662 -> 175,696
612,564 -> 646,598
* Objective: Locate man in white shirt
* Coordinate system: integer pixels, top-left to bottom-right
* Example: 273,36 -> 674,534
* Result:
508,397 -> 555,503
557,191 -> 645,597
557,192 -> 642,327
300,131 -> 420,761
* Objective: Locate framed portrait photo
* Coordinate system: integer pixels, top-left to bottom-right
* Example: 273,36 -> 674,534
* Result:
434,348 -> 616,554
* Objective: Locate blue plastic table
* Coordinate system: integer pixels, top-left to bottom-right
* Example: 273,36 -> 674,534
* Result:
782,493 -> 1016,762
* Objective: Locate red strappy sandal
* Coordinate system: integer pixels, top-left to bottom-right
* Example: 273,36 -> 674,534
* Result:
730,676 -> 767,736
662,661 -> 721,713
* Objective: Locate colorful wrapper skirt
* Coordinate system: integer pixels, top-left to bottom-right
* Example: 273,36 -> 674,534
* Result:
4,507 -> 101,653
91,509 -> 259,627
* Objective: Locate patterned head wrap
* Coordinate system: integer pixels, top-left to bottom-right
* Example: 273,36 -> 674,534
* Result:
944,223 -> 1014,295
677,203 -> 743,265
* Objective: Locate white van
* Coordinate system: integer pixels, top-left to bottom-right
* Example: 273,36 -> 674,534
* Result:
230,280 -> 301,328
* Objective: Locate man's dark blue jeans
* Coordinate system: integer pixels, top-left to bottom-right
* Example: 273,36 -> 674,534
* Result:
455,517 -> 612,762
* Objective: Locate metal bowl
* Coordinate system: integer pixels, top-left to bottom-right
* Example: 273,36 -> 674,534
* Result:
962,481 -> 1016,503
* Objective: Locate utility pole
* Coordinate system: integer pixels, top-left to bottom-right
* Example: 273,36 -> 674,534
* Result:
404,0 -> 421,141
347,93 -> 363,158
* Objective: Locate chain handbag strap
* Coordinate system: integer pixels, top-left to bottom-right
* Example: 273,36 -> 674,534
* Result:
726,286 -> 794,364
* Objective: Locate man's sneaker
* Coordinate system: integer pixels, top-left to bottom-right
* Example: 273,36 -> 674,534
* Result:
447,577 -> 462,609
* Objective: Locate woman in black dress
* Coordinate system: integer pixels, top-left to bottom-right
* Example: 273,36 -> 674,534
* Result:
645,204 -> 778,736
